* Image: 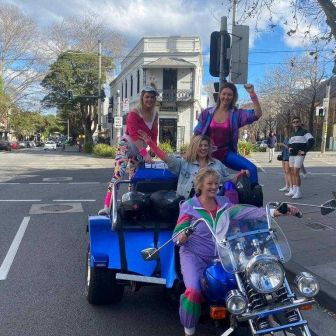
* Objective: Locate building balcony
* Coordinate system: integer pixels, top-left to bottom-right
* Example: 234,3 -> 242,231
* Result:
156,89 -> 193,103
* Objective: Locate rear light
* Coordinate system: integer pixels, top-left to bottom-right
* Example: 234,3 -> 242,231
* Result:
210,306 -> 227,320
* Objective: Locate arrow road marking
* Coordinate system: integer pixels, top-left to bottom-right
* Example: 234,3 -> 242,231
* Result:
0,217 -> 30,280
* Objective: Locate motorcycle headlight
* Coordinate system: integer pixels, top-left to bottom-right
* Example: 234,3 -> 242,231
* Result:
225,290 -> 247,315
246,255 -> 285,293
294,272 -> 319,298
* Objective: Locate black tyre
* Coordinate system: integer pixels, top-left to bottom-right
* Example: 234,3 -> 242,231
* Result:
85,246 -> 124,304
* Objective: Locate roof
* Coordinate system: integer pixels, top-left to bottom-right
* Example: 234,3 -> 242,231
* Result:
144,57 -> 196,69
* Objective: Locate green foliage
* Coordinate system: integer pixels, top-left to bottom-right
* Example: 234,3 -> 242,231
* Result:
238,141 -> 255,156
179,143 -> 189,154
93,143 -> 117,158
158,141 -> 174,154
84,141 -> 94,153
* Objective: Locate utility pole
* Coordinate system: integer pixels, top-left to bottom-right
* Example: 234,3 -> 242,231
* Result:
219,16 -> 228,89
67,119 -> 70,140
97,40 -> 102,131
321,77 -> 332,153
116,90 -> 121,140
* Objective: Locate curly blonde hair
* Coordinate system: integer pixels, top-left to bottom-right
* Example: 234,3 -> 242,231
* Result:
194,168 -> 220,195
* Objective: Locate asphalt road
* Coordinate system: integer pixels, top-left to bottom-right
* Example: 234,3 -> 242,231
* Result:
0,147 -> 335,336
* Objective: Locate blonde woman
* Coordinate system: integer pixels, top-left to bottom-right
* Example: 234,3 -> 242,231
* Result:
98,86 -> 158,215
138,133 -> 245,200
175,168 -> 300,336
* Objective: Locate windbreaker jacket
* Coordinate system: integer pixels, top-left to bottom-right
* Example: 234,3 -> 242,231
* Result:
288,127 -> 314,156
194,107 -> 258,153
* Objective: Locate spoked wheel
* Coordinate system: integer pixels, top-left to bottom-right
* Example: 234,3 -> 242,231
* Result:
85,245 -> 124,304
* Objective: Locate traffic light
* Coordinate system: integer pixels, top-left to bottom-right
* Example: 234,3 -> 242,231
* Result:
316,106 -> 325,117
100,89 -> 106,101
107,112 -> 113,124
209,31 -> 231,77
213,82 -> 219,103
67,90 -> 73,100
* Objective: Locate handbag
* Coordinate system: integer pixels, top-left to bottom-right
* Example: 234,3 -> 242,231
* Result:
277,154 -> 283,161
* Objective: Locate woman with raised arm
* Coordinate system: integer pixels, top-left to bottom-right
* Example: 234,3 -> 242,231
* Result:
194,82 -> 262,189
98,86 -> 158,215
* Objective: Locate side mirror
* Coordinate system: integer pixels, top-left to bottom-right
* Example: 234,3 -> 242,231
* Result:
140,247 -> 159,261
321,199 -> 336,215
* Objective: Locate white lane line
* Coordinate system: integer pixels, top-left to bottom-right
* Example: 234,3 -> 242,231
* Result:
0,199 -> 41,202
53,199 -> 96,202
0,183 -> 20,185
29,182 -> 60,185
0,217 -> 30,280
69,182 -> 100,185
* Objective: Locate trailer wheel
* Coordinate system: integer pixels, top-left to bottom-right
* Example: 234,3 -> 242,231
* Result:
85,246 -> 124,304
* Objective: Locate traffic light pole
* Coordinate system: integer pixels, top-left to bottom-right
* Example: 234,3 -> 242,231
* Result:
98,40 -> 102,131
219,16 -> 228,89
321,77 -> 332,154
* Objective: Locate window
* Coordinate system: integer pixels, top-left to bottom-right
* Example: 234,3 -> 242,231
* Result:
130,75 -> 133,97
137,69 -> 140,94
125,79 -> 128,98
121,83 -> 124,100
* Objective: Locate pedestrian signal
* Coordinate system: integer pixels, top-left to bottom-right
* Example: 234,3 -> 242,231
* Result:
209,31 -> 231,77
315,106 -> 325,117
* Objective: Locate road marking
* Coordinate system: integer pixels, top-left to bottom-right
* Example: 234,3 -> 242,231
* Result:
0,199 -> 41,202
0,183 -> 20,185
53,199 -> 96,202
29,182 -> 59,185
69,182 -> 100,185
0,217 -> 30,280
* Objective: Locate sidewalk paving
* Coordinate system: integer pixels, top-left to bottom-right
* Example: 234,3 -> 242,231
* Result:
251,151 -> 336,312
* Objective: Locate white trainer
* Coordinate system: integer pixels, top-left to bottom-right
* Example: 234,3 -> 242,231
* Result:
292,190 -> 302,199
285,189 -> 295,197
279,186 -> 289,192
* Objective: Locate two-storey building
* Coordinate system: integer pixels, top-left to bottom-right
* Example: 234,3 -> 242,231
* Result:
106,36 -> 203,150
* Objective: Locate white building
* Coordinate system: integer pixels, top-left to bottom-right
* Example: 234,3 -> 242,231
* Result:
105,36 -> 203,150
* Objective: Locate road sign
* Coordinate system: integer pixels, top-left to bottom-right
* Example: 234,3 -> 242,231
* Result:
323,98 -> 329,108
114,116 -> 123,129
122,98 -> 129,113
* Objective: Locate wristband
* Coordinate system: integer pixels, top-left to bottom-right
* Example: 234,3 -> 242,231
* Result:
250,93 -> 258,102
139,147 -> 148,157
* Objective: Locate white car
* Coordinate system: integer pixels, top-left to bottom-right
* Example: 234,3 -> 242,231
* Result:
44,141 -> 57,150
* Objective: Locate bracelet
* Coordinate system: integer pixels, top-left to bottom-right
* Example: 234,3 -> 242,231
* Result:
139,147 -> 148,157
250,93 -> 258,102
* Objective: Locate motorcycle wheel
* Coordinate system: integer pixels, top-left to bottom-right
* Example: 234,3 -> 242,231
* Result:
85,245 -> 124,305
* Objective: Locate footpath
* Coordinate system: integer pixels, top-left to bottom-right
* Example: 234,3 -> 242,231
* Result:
251,151 -> 336,312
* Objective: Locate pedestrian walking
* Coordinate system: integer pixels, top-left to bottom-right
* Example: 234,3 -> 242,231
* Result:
193,82 -> 262,188
286,116 -> 315,199
277,127 -> 291,192
266,131 -> 277,162
98,86 -> 159,215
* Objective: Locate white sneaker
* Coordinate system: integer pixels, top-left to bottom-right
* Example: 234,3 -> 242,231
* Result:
285,189 -> 295,197
98,207 -> 110,216
292,190 -> 302,199
279,186 -> 289,192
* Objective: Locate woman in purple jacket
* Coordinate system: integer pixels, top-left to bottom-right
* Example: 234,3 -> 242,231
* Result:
175,168 -> 299,336
194,82 -> 262,186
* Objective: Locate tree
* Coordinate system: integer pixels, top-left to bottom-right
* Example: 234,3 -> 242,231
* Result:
0,3 -> 46,109
41,51 -> 113,143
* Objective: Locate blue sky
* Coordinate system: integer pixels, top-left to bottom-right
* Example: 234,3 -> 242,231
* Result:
5,0 -> 332,104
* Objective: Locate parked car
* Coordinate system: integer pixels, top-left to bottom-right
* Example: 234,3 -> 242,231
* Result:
44,141 -> 57,150
0,140 -> 11,151
256,140 -> 268,152
18,141 -> 27,148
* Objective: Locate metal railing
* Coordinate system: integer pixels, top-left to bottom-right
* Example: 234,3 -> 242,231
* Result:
156,89 -> 193,102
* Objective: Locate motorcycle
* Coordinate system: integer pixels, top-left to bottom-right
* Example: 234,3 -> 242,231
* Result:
141,199 -> 336,335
